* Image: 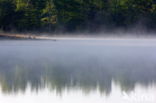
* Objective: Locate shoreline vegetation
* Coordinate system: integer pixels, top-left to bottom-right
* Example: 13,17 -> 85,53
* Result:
0,33 -> 37,39
1,32 -> 156,40
1,0 -> 156,33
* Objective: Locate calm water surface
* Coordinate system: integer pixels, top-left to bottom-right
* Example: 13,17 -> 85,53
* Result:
0,39 -> 156,103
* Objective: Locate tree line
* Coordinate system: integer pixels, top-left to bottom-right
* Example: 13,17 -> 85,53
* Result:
0,0 -> 156,32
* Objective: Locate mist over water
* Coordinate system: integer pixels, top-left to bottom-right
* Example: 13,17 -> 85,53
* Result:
0,39 -> 156,103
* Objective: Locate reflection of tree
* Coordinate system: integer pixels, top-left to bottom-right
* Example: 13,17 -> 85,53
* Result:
0,55 -> 156,95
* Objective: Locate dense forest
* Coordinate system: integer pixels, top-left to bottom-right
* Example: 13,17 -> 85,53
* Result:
0,0 -> 156,32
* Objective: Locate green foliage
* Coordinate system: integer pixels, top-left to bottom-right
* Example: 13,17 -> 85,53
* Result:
0,0 -> 156,32
41,0 -> 57,31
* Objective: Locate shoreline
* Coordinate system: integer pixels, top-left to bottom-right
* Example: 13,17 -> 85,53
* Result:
1,32 -> 156,40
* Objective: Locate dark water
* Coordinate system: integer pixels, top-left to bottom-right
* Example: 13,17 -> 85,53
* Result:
0,39 -> 156,103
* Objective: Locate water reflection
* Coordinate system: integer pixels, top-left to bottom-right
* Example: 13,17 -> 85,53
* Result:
0,40 -> 156,95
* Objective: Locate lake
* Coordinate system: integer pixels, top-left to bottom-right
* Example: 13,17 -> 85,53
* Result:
0,39 -> 156,103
